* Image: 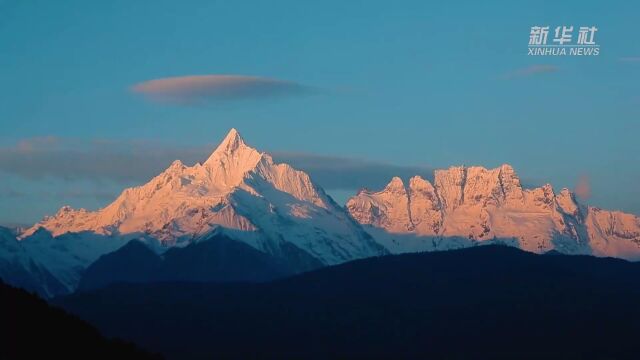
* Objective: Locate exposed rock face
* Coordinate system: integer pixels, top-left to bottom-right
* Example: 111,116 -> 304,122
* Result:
347,164 -> 640,260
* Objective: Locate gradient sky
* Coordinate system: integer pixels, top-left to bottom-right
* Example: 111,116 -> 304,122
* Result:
1,0 -> 639,225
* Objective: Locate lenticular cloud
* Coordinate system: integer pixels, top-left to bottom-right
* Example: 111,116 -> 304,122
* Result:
131,75 -> 310,104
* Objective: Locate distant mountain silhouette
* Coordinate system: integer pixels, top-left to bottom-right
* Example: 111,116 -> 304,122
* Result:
57,245 -> 640,359
77,240 -> 163,291
0,279 -> 161,359
78,235 -> 298,291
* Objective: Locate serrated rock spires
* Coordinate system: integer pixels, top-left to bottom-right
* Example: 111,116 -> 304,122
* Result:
347,164 -> 640,259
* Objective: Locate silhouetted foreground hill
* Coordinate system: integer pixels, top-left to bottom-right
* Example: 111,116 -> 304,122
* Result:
57,246 -> 640,359
0,280 -> 161,359
78,237 -> 297,291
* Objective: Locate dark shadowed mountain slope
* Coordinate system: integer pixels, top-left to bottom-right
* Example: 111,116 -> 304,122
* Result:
0,226 -> 69,297
78,235 -> 298,291
0,280 -> 161,359
77,240 -> 163,291
57,245 -> 640,359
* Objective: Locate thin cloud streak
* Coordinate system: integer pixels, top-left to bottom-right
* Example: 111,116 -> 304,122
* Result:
0,137 -> 209,182
0,188 -> 117,202
0,137 -> 432,192
131,75 -> 313,104
272,152 -> 434,191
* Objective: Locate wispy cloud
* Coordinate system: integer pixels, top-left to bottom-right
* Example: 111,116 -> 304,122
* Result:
0,137 -> 209,182
0,137 -> 431,192
503,64 -> 559,79
0,187 -> 117,201
574,175 -> 591,200
272,152 -> 433,191
131,75 -> 313,104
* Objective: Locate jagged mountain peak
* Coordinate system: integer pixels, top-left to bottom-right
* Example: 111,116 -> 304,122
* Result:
24,129 -> 294,239
168,159 -> 185,169
409,175 -> 433,190
204,128 -> 262,166
207,128 -> 247,158
199,128 -> 266,188
347,162 -> 640,260
556,188 -> 580,216
383,177 -> 406,192
17,128 -> 385,292
434,163 -> 519,177
559,187 -> 572,195
351,163 -> 530,215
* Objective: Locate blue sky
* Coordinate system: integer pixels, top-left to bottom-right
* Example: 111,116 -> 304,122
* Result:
0,0 -> 639,224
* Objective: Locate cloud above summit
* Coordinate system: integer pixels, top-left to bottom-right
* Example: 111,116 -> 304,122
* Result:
131,75 -> 312,104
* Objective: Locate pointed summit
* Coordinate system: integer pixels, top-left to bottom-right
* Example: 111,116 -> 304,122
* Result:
409,175 -> 431,188
213,128 -> 245,155
203,128 -> 261,168
383,177 -> 406,193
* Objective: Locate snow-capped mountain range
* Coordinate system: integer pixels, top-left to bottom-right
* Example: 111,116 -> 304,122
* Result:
21,129 -> 382,264
347,165 -> 640,259
1,129 -> 385,296
1,129 -> 639,297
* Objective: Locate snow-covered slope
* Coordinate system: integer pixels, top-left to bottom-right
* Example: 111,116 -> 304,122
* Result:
6,131 -> 639,297
12,129 -> 385,295
0,226 -> 72,297
347,164 -> 640,260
